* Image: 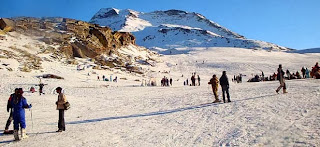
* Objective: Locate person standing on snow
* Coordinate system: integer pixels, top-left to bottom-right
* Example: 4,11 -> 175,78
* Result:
219,71 -> 231,103
11,88 -> 32,140
301,67 -> 306,78
276,64 -> 287,94
197,75 -> 201,86
55,87 -> 67,132
3,88 -> 19,134
208,74 -> 221,103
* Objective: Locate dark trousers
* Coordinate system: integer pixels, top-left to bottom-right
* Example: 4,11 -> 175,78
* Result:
58,110 -> 65,131
5,110 -> 13,130
222,86 -> 231,102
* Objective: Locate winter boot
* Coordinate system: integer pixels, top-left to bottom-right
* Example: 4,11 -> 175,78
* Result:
283,89 -> 288,94
21,128 -> 28,139
213,99 -> 221,103
13,130 -> 20,141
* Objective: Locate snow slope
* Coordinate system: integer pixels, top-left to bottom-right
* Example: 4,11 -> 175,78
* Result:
90,8 -> 288,52
1,45 -> 320,146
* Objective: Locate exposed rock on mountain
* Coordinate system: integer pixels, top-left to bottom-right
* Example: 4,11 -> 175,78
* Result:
90,8 -> 289,53
0,17 -> 158,73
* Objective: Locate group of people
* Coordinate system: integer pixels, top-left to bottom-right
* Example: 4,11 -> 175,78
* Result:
98,75 -> 118,82
4,87 -> 68,141
248,62 -> 320,82
161,76 -> 173,86
208,71 -> 231,103
184,73 -> 201,86
232,74 -> 243,83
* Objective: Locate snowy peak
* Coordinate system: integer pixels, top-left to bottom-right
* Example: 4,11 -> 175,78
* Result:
91,8 -> 120,20
90,8 -> 289,52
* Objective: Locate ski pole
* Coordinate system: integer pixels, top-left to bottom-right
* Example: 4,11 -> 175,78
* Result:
29,108 -> 33,131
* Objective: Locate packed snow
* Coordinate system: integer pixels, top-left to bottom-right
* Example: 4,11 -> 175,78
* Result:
1,41 -> 320,146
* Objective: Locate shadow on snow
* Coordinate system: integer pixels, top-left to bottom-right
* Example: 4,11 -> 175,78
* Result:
67,94 -> 276,125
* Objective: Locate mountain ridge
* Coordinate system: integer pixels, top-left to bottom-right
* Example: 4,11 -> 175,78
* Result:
90,8 -> 289,53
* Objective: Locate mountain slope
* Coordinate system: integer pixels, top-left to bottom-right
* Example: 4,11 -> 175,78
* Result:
90,8 -> 288,53
0,17 -> 160,74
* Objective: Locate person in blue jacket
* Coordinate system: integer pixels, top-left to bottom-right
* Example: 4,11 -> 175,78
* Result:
11,88 -> 32,140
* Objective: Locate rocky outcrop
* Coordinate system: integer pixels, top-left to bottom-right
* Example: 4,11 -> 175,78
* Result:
4,17 -> 136,66
0,18 -> 15,32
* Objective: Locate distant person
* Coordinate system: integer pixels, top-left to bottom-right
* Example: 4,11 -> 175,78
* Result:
305,68 -> 310,78
276,64 -> 287,94
219,71 -> 231,103
102,75 -> 105,81
3,88 -> 18,134
11,88 -> 32,140
191,75 -> 195,86
208,74 -> 221,103
197,75 -> 201,86
301,67 -> 306,78
55,87 -> 67,132
286,69 -> 291,80
170,78 -> 173,86
39,83 -> 44,95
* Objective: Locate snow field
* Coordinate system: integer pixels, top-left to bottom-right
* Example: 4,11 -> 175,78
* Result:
0,45 -> 319,146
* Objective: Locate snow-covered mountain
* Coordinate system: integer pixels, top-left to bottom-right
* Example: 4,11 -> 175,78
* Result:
90,8 -> 288,53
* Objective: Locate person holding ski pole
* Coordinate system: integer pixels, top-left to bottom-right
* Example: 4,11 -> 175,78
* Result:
11,88 -> 32,140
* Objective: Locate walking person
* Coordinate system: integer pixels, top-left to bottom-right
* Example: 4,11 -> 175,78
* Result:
208,74 -> 221,103
3,88 -> 19,134
55,87 -> 67,132
276,64 -> 288,94
219,71 -> 231,103
11,88 -> 32,140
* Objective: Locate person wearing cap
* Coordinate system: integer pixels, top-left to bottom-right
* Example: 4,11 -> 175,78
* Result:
276,64 -> 288,94
11,88 -> 32,140
55,87 -> 67,132
219,71 -> 231,103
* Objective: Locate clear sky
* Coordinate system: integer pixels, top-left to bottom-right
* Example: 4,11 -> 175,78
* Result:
0,0 -> 319,50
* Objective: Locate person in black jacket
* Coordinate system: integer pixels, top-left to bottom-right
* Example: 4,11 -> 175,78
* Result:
219,71 -> 231,103
3,88 -> 18,134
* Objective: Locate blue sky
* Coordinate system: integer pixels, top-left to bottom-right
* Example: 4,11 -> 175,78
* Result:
0,0 -> 319,50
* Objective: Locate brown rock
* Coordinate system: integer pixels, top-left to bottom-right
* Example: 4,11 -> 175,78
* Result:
0,18 -> 15,32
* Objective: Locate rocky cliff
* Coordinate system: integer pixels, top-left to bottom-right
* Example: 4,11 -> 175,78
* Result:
0,17 -> 158,73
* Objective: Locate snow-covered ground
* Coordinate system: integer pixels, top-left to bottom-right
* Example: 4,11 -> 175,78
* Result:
1,44 -> 320,146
